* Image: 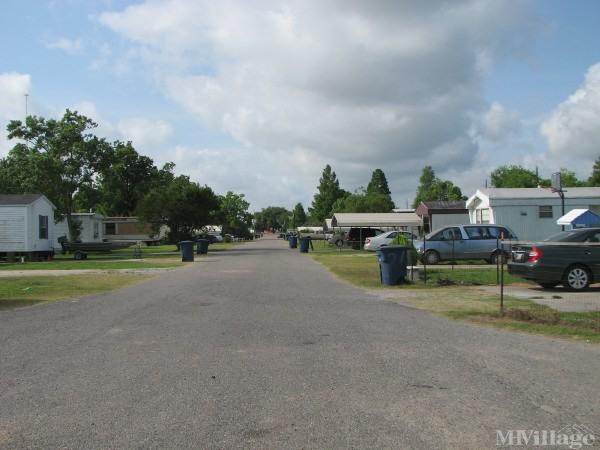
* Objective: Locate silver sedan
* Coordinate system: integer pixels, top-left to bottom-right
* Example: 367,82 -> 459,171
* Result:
364,230 -> 417,251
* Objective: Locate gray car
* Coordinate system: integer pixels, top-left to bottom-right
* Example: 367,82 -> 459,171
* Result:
364,230 -> 417,251
415,224 -> 518,264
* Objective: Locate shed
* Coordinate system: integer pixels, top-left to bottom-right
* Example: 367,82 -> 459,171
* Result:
0,194 -> 56,258
415,201 -> 469,233
556,209 -> 600,229
466,187 -> 600,241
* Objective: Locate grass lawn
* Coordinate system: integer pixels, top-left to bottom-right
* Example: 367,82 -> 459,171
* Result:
310,250 -> 526,289
310,247 -> 600,343
0,242 -> 243,271
395,289 -> 600,343
0,274 -> 151,310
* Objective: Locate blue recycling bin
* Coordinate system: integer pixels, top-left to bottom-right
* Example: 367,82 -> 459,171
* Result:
196,239 -> 209,255
288,235 -> 298,248
299,237 -> 310,253
180,240 -> 194,262
376,246 -> 409,285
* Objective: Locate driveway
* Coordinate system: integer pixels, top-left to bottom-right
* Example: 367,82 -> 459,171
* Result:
1,235 -> 599,449
481,285 -> 600,312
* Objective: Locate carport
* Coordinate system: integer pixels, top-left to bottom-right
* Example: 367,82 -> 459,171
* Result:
331,213 -> 423,248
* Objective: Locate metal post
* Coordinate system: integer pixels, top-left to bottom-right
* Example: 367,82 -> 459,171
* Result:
423,233 -> 427,284
496,236 -> 500,285
500,248 -> 505,315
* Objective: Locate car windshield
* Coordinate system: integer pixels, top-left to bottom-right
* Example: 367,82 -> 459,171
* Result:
542,230 -> 586,242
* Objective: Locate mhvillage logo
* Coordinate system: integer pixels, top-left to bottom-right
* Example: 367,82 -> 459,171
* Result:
496,424 -> 596,449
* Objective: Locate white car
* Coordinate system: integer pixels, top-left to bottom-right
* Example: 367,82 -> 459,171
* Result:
364,230 -> 417,251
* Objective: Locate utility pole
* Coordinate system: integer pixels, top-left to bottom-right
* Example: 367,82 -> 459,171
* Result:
24,93 -> 29,118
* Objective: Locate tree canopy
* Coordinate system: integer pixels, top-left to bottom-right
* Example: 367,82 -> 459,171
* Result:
219,191 -> 253,238
290,203 -> 307,229
590,156 -> 600,186
490,165 -> 540,188
254,206 -> 291,231
309,165 -> 347,223
412,166 -> 463,207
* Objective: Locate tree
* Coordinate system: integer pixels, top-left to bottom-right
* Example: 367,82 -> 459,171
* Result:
137,175 -> 220,243
290,203 -> 307,229
490,165 -> 541,188
557,169 -> 585,188
309,165 -> 347,223
219,191 -> 252,238
366,168 -> 394,210
589,156 -> 600,186
332,188 -> 395,213
4,110 -> 111,237
93,141 -> 172,216
412,166 -> 463,207
254,207 -> 291,231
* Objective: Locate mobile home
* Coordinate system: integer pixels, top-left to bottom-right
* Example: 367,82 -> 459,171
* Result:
0,194 -> 55,259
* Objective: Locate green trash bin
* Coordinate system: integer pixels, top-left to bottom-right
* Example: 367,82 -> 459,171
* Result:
196,239 -> 209,255
180,240 -> 194,262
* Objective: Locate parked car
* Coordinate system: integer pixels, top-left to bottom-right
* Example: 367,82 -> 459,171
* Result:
329,227 -> 385,249
415,224 -> 518,265
298,228 -> 327,240
364,230 -> 418,251
508,228 -> 600,290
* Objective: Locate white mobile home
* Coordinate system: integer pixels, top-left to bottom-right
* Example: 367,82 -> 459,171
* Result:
0,194 -> 56,258
466,188 -> 600,241
54,212 -> 105,249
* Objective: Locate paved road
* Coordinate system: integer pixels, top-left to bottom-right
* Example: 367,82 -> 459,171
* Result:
1,236 -> 599,449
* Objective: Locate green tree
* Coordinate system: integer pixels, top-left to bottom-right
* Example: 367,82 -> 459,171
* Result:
589,156 -> 600,186
254,207 -> 291,231
309,165 -> 347,222
219,191 -> 252,238
366,168 -> 394,210
290,203 -> 307,229
94,141 -> 172,216
137,175 -> 220,243
490,165 -> 541,188
333,188 -> 395,213
557,169 -> 585,188
4,110 -> 111,237
412,166 -> 463,207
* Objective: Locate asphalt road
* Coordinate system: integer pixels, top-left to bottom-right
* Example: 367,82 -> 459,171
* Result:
1,235 -> 599,449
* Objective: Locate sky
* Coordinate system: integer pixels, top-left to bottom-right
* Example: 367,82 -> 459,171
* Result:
1,0 -> 600,211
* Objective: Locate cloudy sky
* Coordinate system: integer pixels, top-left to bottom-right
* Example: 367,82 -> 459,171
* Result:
1,0 -> 599,210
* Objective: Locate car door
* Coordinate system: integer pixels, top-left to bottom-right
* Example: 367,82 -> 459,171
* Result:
436,227 -> 466,259
583,230 -> 600,280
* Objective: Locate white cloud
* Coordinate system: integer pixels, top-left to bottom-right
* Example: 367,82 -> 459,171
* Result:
98,0 -> 536,208
0,72 -> 31,156
541,62 -> 600,167
45,37 -> 84,55
117,118 -> 173,150
477,102 -> 521,142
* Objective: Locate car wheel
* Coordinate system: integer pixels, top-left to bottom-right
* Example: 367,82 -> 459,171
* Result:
538,282 -> 558,289
563,265 -> 591,291
424,250 -> 440,265
74,251 -> 83,260
335,239 -> 343,248
489,251 -> 508,265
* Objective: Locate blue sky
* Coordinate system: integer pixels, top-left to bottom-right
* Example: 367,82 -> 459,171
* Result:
1,0 -> 599,209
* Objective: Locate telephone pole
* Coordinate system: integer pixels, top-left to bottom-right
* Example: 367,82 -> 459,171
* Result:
24,93 -> 29,118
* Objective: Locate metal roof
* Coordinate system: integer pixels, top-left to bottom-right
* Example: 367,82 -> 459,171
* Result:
477,187 -> 600,199
0,194 -> 55,208
331,212 -> 422,227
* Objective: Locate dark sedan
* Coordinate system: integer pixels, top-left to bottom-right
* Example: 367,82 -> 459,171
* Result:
508,228 -> 600,290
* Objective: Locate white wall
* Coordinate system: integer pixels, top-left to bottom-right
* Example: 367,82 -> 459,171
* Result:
474,197 -> 600,241
28,198 -> 54,252
0,206 -> 27,252
54,214 -> 104,248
